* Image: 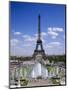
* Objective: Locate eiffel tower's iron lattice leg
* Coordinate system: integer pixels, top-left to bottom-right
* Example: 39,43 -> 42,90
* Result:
33,40 -> 46,59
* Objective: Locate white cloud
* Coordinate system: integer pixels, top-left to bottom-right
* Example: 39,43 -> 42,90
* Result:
48,27 -> 63,32
23,43 -> 32,47
46,41 -> 61,48
46,45 -> 52,48
48,28 -> 58,36
22,35 -> 30,38
25,37 -> 36,42
50,42 -> 61,46
23,34 -> 36,42
23,32 -> 46,41
48,27 -> 52,31
48,27 -> 63,39
51,36 -> 56,39
10,39 -> 19,46
44,41 -> 64,55
14,32 -> 22,35
41,32 -> 47,36
53,27 -> 63,32
22,33 -> 46,48
35,32 -> 47,37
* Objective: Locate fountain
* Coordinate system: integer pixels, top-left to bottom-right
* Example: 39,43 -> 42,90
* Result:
30,54 -> 49,79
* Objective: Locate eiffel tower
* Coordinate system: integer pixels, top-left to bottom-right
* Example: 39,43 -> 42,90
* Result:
33,15 -> 46,59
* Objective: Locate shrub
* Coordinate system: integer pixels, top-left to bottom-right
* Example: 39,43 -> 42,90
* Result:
37,76 -> 42,79
20,78 -> 28,86
51,77 -> 60,85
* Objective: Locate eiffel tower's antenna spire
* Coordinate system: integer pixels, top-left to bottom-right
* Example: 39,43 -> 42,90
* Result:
38,15 -> 41,40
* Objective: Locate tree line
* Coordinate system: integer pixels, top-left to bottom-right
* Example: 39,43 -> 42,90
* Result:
10,54 -> 66,63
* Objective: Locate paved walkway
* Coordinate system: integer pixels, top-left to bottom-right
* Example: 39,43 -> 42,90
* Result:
27,79 -> 52,86
10,79 -> 54,88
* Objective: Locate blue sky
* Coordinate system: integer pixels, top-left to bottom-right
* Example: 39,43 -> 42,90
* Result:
10,2 -> 66,56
